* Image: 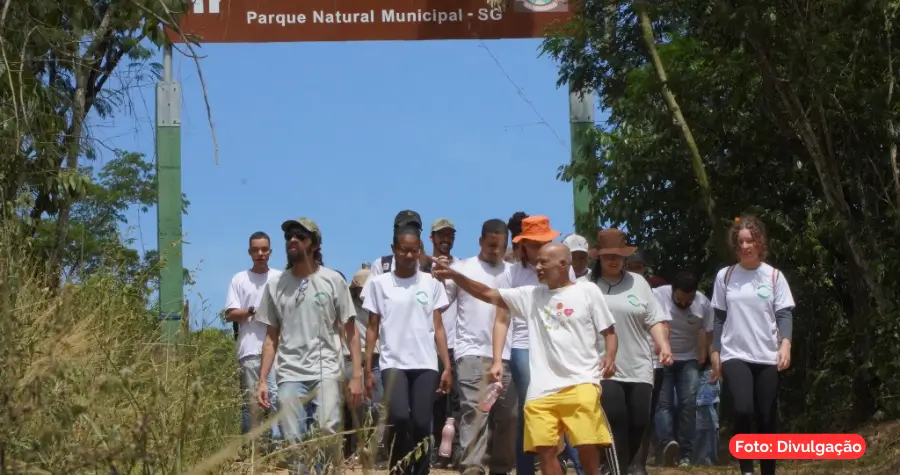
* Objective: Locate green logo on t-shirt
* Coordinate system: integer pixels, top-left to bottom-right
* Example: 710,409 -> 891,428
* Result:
415,291 -> 428,305
687,314 -> 701,325
627,294 -> 641,307
755,283 -> 773,301
313,291 -> 330,308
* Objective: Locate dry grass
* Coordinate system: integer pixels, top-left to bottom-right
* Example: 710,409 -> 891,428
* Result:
0,228 -> 241,473
0,221 -> 426,474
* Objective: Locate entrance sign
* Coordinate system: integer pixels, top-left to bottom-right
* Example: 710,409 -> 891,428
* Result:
169,0 -> 571,43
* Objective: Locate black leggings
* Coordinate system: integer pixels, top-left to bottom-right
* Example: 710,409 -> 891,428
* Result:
600,379 -> 653,475
722,359 -> 779,475
382,368 -> 439,475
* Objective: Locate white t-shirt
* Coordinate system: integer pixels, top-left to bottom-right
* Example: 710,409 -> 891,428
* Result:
256,267 -> 354,383
444,257 -> 513,360
362,271 -> 450,371
441,287 -> 458,350
653,285 -> 714,361
366,254 -> 459,349
225,269 -> 282,361
499,264 -> 577,349
499,281 -> 616,402
597,272 -> 670,384
711,263 -> 795,365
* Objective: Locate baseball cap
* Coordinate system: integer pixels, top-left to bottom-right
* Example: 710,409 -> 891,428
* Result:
281,217 -> 321,240
394,210 -> 422,230
431,218 -> 455,233
563,233 -> 589,254
350,268 -> 369,288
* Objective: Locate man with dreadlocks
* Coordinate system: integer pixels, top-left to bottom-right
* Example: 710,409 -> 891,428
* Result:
255,217 -> 364,472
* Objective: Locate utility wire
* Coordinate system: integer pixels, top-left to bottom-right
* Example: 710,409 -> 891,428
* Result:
477,41 -> 569,150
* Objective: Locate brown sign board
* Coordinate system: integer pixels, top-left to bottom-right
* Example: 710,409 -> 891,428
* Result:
167,0 -> 572,43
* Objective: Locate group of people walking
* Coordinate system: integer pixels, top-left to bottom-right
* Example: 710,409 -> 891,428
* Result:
224,210 -> 794,475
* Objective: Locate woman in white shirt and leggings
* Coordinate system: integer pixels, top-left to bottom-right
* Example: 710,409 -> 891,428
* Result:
710,215 -> 795,475
590,228 -> 673,475
362,226 -> 453,475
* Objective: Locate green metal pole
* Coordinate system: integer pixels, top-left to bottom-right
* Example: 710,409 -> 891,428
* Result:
156,44 -> 184,343
569,83 -> 596,243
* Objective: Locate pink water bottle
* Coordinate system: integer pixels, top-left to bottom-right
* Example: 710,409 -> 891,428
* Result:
479,382 -> 503,412
438,417 -> 455,457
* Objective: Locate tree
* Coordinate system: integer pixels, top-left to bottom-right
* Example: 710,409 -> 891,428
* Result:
28,150 -> 191,293
544,0 -> 900,429
0,0 -> 189,285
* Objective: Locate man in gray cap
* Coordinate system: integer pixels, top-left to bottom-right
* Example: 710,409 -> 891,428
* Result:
255,217 -> 364,470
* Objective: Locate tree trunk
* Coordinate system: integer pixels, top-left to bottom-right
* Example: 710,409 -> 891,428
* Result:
46,5 -> 118,287
635,3 -> 723,258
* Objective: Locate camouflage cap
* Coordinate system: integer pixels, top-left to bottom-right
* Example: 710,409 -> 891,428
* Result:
281,217 -> 321,240
431,218 -> 455,233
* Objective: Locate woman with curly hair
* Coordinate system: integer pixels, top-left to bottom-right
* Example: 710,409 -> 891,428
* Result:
710,215 -> 796,475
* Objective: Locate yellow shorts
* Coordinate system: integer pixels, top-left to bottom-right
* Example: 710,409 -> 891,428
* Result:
522,383 -> 612,453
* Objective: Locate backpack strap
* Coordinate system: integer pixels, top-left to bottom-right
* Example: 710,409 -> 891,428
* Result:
724,265 -> 736,287
771,267 -> 779,288
723,265 -> 736,310
381,255 -> 393,273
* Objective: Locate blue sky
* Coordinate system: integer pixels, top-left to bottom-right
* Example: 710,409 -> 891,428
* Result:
92,39 -> 598,329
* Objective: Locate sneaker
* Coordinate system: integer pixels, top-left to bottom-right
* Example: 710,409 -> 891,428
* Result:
662,441 -> 680,467
677,457 -> 690,467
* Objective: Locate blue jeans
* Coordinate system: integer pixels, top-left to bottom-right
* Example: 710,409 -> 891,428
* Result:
655,359 -> 700,459
692,367 -> 720,465
279,378 -> 343,439
279,378 -> 343,474
509,348 -> 534,475
239,355 -> 280,439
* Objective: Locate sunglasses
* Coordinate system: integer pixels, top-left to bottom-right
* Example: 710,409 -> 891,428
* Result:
295,278 -> 309,305
284,230 -> 312,241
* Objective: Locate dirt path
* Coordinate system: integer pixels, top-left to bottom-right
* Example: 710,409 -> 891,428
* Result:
257,465 -> 857,475
251,420 -> 900,475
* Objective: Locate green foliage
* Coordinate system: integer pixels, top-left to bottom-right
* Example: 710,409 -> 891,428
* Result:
24,150 -> 191,287
545,0 -> 900,430
0,0 -> 192,282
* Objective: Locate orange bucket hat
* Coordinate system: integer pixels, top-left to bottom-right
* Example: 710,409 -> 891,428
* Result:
512,216 -> 561,244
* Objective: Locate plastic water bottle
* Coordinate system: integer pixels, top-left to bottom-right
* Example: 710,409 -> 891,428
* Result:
479,382 -> 504,412
438,417 -> 455,457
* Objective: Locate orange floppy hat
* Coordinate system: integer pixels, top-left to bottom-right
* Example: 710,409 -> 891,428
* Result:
512,216 -> 561,244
